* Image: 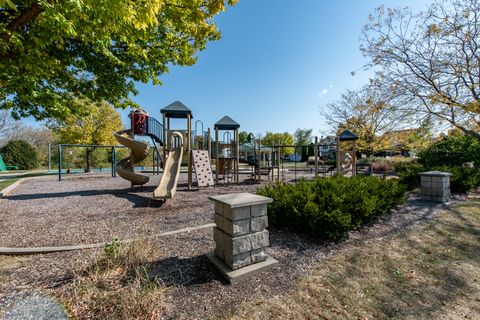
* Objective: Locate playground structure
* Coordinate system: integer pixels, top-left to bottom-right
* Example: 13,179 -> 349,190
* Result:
214,116 -> 240,184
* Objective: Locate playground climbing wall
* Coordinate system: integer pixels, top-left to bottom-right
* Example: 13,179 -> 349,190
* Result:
192,150 -> 214,187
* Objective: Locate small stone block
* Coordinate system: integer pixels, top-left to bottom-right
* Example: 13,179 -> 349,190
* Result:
251,248 -> 267,263
214,214 -> 225,231
214,201 -> 224,215
431,176 -> 449,183
224,251 -> 252,270
420,176 -> 432,183
431,181 -> 449,189
251,216 -> 268,233
250,230 -> 269,250
223,219 -> 250,237
251,204 -> 267,217
223,206 -> 250,221
420,180 -> 431,188
206,252 -> 279,285
224,233 -> 252,255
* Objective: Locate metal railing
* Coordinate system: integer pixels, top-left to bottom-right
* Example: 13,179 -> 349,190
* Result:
146,117 -> 163,145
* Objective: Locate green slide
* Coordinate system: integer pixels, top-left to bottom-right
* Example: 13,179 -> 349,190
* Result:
0,155 -> 18,172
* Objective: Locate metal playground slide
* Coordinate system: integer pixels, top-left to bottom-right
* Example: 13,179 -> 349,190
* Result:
114,129 -> 150,186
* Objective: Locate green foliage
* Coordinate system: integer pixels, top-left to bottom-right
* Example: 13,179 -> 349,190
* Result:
104,237 -> 121,261
395,162 -> 480,193
238,131 -> 253,145
0,0 -> 237,120
262,131 -> 295,155
394,162 -> 425,190
418,134 -> 480,167
434,166 -> 480,194
257,176 -> 406,241
0,140 -> 38,169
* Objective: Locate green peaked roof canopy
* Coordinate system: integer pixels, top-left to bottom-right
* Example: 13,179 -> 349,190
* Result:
161,101 -> 193,119
338,129 -> 358,141
214,116 -> 240,130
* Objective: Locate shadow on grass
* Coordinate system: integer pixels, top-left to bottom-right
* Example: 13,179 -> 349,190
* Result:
354,203 -> 480,318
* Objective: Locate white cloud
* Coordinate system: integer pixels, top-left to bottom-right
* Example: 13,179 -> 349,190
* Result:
317,88 -> 329,98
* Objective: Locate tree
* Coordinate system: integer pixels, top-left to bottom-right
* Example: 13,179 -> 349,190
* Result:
1,123 -> 56,167
238,131 -> 254,144
0,110 -> 17,142
361,0 -> 480,139
322,81 -> 405,156
49,100 -> 123,171
294,128 -> 313,161
294,128 -> 313,145
0,0 -> 237,120
262,132 -> 295,155
0,140 -> 38,169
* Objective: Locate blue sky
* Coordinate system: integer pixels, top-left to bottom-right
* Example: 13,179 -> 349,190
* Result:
64,1 -> 433,138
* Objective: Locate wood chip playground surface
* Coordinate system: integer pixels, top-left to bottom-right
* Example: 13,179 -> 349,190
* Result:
0,173 -> 478,319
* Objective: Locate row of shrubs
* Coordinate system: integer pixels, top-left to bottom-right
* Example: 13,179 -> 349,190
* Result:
395,134 -> 480,193
257,176 -> 406,241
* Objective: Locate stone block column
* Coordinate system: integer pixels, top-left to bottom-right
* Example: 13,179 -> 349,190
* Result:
419,171 -> 453,203
207,193 -> 278,284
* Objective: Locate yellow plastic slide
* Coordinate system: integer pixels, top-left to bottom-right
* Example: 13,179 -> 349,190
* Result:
114,129 -> 150,186
154,131 -> 183,200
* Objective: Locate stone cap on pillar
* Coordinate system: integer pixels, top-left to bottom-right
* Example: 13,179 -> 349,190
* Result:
418,171 -> 453,177
209,193 -> 273,208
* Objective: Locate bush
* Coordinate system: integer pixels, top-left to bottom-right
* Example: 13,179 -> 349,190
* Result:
257,176 -> 406,241
394,162 -> 480,193
418,135 -> 480,167
394,162 -> 425,190
433,166 -> 480,193
0,140 -> 38,170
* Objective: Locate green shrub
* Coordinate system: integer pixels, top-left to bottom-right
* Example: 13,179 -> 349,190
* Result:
0,140 -> 38,170
257,176 -> 406,241
394,162 -> 425,190
418,135 -> 480,167
432,166 -> 480,193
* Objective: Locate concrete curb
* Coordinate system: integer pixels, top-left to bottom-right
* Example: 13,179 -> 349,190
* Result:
0,223 -> 216,255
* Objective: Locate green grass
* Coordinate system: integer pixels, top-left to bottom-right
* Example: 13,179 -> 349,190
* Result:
0,172 -> 54,191
0,178 -> 19,190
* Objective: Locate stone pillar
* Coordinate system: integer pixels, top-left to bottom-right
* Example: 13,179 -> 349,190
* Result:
207,193 -> 278,284
419,171 -> 453,203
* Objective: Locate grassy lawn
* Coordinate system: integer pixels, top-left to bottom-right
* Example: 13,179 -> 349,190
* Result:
0,172 -> 53,191
0,178 -> 19,191
230,198 -> 480,319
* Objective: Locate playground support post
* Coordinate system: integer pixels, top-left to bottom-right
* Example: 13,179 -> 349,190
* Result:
314,136 -> 319,178
187,113 -> 192,189
207,128 -> 211,160
111,146 -> 116,178
48,143 -> 52,172
58,144 -> 62,181
215,128 -> 219,185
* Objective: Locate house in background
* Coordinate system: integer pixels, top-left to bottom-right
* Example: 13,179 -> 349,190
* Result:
318,135 -> 336,159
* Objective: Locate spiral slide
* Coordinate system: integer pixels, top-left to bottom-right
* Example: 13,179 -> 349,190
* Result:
114,129 -> 150,186
154,131 -> 183,200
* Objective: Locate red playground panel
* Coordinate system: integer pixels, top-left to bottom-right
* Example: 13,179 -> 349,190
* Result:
130,110 -> 149,135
